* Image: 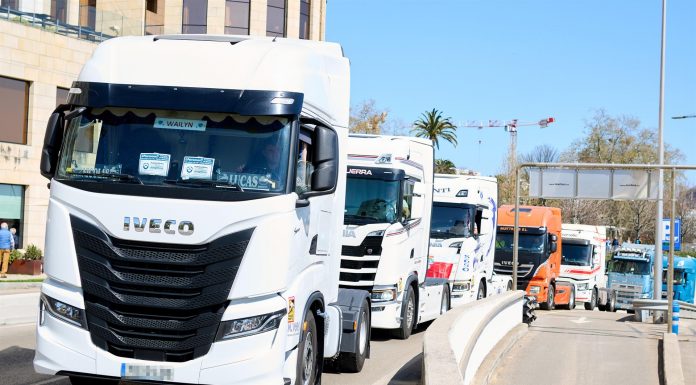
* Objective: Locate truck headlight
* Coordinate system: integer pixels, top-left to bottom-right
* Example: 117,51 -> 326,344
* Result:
371,288 -> 397,302
452,281 -> 471,292
40,294 -> 87,329
576,283 -> 589,291
529,286 -> 541,294
216,309 -> 286,341
449,241 -> 463,249
367,230 -> 385,237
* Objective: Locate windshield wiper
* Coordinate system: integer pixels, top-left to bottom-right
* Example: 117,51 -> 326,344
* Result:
344,214 -> 379,224
163,179 -> 244,191
431,231 -> 463,239
68,171 -> 142,184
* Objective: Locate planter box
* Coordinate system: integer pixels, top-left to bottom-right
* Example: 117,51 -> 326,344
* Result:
7,260 -> 43,275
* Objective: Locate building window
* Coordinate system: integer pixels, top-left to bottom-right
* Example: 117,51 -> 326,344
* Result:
0,184 -> 24,249
225,0 -> 250,35
266,0 -> 286,37
299,0 -> 310,39
145,0 -> 165,35
183,0 -> 207,34
0,76 -> 29,145
79,0 -> 96,30
0,0 -> 19,10
51,0 -> 68,23
56,87 -> 69,107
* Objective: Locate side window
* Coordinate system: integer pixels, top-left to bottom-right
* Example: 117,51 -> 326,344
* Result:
474,208 -> 483,236
295,130 -> 314,194
401,180 -> 414,221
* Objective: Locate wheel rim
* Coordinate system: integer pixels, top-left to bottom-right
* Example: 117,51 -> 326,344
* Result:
302,331 -> 314,385
358,312 -> 367,355
592,290 -> 597,306
406,295 -> 415,329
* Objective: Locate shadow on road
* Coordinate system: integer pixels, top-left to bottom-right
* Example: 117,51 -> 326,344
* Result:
0,345 -> 57,385
387,352 -> 422,385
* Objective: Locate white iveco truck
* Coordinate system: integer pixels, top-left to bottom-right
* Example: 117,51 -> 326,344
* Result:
427,174 -> 510,306
560,224 -> 611,310
340,134 -> 448,340
34,35 -> 372,385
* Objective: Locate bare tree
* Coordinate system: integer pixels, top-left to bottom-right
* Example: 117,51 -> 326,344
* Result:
350,100 -> 388,134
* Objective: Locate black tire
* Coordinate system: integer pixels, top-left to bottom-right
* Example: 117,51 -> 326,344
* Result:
627,309 -> 635,314
608,293 -> 617,312
540,284 -> 555,310
584,288 -> 597,311
70,377 -> 118,385
597,302 -> 607,312
566,286 -> 576,310
393,286 -> 415,340
507,280 -> 513,291
337,298 -> 370,373
440,285 -> 450,315
476,281 -> 486,300
296,311 -> 319,385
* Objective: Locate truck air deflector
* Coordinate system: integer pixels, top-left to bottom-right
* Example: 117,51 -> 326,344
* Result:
70,215 -> 254,362
68,82 -> 304,116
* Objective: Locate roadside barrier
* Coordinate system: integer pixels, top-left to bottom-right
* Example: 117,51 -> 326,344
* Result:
422,290 -> 524,385
672,302 -> 679,334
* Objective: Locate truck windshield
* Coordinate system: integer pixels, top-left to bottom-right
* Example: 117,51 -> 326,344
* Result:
608,259 -> 650,275
495,232 -> 546,253
56,108 -> 292,193
662,269 -> 685,285
431,203 -> 475,239
562,244 -> 592,266
344,177 -> 400,224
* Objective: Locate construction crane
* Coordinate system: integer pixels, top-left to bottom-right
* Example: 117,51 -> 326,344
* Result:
460,117 -> 555,170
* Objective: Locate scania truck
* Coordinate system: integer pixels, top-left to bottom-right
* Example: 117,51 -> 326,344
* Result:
34,35 -> 372,385
340,134 -> 448,339
607,244 -> 655,311
427,174 -> 511,306
494,205 -> 575,310
560,224 -> 609,310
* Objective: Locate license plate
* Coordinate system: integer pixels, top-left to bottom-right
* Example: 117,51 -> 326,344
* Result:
121,363 -> 174,381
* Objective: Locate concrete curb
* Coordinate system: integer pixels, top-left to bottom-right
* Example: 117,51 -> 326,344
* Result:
662,332 -> 685,385
471,323 -> 528,385
0,282 -> 42,292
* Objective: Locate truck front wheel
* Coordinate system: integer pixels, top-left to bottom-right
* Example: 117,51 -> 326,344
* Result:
540,285 -> 555,310
476,281 -> 486,300
393,286 -> 415,340
585,288 -> 597,311
337,298 -> 370,373
296,311 -> 319,385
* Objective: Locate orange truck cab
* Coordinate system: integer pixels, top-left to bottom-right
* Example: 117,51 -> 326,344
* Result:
494,205 -> 575,310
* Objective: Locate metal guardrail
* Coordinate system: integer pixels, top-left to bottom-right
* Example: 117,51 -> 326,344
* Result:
633,299 -> 696,312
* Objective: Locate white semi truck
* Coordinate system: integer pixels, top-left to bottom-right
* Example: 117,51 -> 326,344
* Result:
340,135 -> 448,339
34,35 -> 372,385
559,224 -> 613,310
427,174 -> 510,306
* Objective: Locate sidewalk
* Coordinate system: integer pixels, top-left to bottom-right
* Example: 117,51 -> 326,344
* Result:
0,275 -> 43,326
0,274 -> 44,293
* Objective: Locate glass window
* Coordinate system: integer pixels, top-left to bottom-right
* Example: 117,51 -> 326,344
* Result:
561,243 -> 592,266
431,203 -> 475,239
0,184 -> 24,249
56,108 -> 293,194
344,177 -> 400,224
183,0 -> 207,34
225,0 -> 250,35
0,0 -> 19,10
145,0 -> 165,35
663,269 -> 685,286
299,0 -> 310,39
608,259 -> 650,275
0,76 -> 29,145
51,0 -> 68,23
79,0 -> 96,29
266,0 -> 286,37
401,180 -> 414,221
295,132 -> 314,194
495,232 -> 546,253
56,87 -> 69,107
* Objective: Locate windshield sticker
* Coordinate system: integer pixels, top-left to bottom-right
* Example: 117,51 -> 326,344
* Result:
216,172 -> 275,190
139,153 -> 171,176
154,117 -> 207,131
181,156 -> 215,180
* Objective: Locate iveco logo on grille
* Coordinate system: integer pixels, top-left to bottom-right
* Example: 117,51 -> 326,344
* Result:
123,217 -> 194,235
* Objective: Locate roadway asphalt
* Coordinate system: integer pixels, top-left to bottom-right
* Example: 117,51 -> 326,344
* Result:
488,309 -> 666,385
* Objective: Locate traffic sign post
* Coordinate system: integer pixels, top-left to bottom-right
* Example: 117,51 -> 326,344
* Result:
662,218 -> 681,252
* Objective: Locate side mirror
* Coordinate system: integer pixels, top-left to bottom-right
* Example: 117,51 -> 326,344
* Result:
310,126 -> 338,192
550,242 -> 558,253
40,111 -> 66,179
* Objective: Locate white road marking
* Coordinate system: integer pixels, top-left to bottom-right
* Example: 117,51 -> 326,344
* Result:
571,317 -> 591,324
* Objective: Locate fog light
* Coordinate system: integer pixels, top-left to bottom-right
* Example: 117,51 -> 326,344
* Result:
529,286 -> 541,294
452,281 -> 471,292
41,294 -> 87,329
216,309 -> 286,340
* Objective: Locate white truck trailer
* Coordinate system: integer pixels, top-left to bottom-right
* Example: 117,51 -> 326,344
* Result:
340,135 -> 448,339
34,35 -> 372,385
559,224 -> 612,310
427,174 -> 510,306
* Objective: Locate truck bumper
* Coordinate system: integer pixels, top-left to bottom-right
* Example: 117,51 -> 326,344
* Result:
35,307 -> 288,385
576,289 -> 592,302
450,290 -> 476,308
370,301 -> 402,329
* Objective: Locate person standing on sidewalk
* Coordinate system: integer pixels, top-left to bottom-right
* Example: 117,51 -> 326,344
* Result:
0,222 -> 14,278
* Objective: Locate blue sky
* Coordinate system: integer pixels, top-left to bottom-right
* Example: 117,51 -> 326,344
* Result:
326,0 -> 696,183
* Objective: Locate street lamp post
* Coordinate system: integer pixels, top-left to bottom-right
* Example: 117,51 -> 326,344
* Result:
654,0 -> 667,315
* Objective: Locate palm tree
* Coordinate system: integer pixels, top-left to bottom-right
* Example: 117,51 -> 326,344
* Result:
435,159 -> 456,174
411,109 -> 458,149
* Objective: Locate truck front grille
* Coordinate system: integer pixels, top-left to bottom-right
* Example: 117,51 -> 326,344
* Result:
612,284 -> 643,306
493,262 -> 535,278
340,235 -> 383,289
70,215 -> 253,362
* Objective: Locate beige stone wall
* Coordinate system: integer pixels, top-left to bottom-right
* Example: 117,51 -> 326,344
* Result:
207,0 -> 226,35
163,0 -> 183,34
249,0 -> 267,36
0,19 -> 97,250
285,0 -> 299,39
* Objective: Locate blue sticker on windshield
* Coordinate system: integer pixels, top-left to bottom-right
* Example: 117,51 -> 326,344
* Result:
155,117 -> 207,131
